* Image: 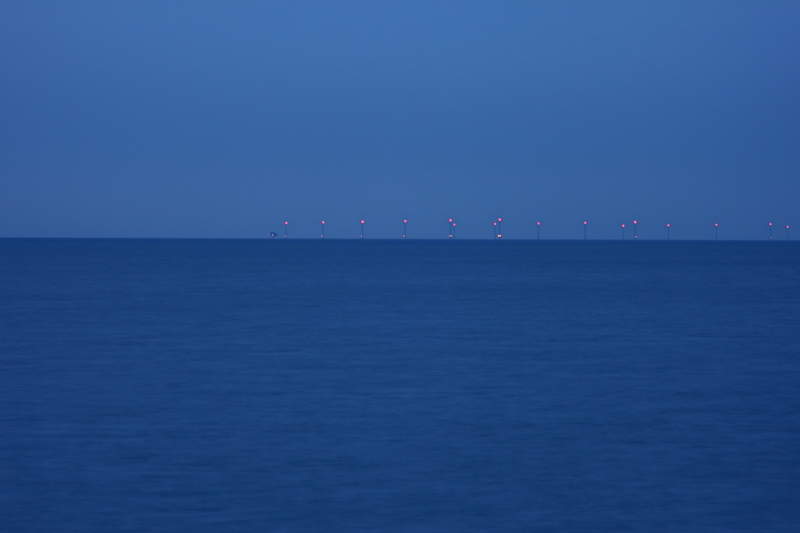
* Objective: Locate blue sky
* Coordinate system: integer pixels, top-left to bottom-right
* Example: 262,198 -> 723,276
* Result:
1,1 -> 798,239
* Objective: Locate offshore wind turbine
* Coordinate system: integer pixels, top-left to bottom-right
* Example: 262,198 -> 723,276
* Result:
360,220 -> 365,239
769,222 -> 773,240
493,222 -> 498,239
633,220 -> 638,239
621,224 -> 626,240
714,223 -> 719,240
787,225 -> 791,240
583,221 -> 587,240
452,222 -> 457,239
284,221 -> 288,238
403,219 -> 407,239
537,221 -> 541,240
448,219 -> 453,238
320,220 -> 325,238
497,218 -> 502,239
666,223 -> 671,240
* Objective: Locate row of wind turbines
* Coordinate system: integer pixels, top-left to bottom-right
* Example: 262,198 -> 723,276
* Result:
268,219 -> 792,240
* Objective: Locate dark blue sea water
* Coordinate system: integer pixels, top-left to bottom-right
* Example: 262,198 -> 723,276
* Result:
1,239 -> 799,532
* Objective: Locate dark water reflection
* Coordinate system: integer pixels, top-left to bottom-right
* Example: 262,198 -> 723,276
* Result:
2,239 -> 799,532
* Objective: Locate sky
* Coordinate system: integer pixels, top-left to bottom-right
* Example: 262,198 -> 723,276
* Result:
1,1 -> 798,239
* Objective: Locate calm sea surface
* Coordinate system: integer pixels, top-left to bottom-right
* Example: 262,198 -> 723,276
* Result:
1,239 -> 799,532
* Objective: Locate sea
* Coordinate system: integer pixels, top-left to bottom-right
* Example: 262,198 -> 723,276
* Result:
1,239 -> 798,532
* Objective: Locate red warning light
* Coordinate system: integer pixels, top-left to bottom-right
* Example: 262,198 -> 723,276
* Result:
493,222 -> 497,226
769,222 -> 773,226
448,219 -> 453,222
498,218 -> 502,222
537,221 -> 541,225
321,221 -> 325,224
360,220 -> 365,224
666,224 -> 670,227
453,223 -> 457,226
403,219 -> 407,223
621,224 -> 625,227
584,221 -> 587,225
284,221 -> 288,225
715,223 -> 719,227
633,220 -> 637,224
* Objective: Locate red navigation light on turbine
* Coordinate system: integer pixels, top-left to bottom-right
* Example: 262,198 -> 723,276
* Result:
360,220 -> 365,224
715,223 -> 719,227
584,221 -> 587,225
403,220 -> 407,223
498,218 -> 502,222
284,221 -> 288,225
621,224 -> 625,227
537,221 -> 541,225
666,223 -> 670,227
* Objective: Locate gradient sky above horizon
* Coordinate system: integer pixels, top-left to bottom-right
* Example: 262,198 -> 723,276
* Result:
1,1 -> 798,239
